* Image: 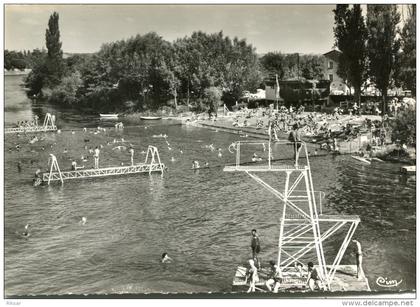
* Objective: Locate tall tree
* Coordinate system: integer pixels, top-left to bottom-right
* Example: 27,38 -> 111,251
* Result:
366,4 -> 400,114
397,4 -> 416,94
333,4 -> 368,104
45,12 -> 64,86
260,52 -> 285,79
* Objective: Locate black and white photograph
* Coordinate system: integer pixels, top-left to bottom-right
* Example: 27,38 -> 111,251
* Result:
2,2 -> 417,304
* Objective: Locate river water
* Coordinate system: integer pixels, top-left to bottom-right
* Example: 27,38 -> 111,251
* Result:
4,75 -> 416,296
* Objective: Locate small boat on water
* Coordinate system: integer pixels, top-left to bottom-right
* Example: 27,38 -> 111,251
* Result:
100,113 -> 118,118
140,116 -> 162,120
351,156 -> 371,165
401,165 -> 416,174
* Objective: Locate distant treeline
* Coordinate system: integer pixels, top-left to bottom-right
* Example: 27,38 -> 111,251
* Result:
4,49 -> 46,71
19,11 -> 332,113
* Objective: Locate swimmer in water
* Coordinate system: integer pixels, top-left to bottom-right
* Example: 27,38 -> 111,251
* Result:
217,148 -> 222,158
80,217 -> 87,225
22,224 -> 30,237
112,145 -> 127,151
171,157 -> 176,162
63,148 -> 68,154
161,252 -> 173,263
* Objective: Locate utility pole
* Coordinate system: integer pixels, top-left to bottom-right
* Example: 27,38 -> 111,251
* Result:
296,53 -> 300,80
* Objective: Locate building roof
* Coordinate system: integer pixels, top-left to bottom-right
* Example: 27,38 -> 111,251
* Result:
323,49 -> 341,62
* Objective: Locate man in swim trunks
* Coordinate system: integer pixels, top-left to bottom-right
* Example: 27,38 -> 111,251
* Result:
352,239 -> 364,280
250,229 -> 261,270
306,262 -> 324,291
129,146 -> 134,166
266,260 -> 282,292
290,123 -> 302,167
93,146 -> 100,169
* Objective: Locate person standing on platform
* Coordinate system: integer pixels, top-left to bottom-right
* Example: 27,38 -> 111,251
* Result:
93,146 -> 100,169
250,229 -> 261,270
290,123 -> 302,167
129,146 -> 134,166
352,239 -> 364,280
51,114 -> 56,127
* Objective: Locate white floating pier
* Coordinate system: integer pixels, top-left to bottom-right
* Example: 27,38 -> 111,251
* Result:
5,113 -> 57,134
41,145 -> 165,185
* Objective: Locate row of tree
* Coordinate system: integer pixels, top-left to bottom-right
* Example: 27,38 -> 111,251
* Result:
259,52 -> 325,81
4,49 -> 47,71
23,6 -> 415,113
333,4 -> 416,113
24,12 -> 263,112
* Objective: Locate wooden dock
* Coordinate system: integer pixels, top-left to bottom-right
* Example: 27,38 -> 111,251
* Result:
42,163 -> 165,183
232,264 -> 370,293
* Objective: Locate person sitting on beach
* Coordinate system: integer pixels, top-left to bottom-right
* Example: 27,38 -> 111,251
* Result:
306,262 -> 325,291
294,262 -> 305,277
266,260 -> 282,293
161,252 -> 173,263
245,259 -> 259,293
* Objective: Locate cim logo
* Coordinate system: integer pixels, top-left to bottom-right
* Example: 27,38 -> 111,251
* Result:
376,276 -> 403,288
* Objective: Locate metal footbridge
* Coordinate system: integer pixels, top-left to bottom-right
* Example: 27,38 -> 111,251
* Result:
225,138 -> 366,291
5,113 -> 57,134
42,145 -> 165,185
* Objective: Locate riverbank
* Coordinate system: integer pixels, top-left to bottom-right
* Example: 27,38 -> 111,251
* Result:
180,112 -> 416,164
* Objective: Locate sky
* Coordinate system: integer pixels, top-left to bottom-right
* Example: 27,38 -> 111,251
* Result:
5,4 -> 340,55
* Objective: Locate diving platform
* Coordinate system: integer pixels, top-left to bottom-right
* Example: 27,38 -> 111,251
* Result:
224,165 -> 307,172
41,145 -> 165,185
5,113 -> 57,134
225,139 -> 367,293
232,265 -> 370,292
5,125 -> 57,134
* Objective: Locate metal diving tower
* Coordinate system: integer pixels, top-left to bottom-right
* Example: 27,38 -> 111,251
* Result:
225,139 -> 367,292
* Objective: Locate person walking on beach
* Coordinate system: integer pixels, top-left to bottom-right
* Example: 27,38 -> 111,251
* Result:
93,146 -> 100,169
129,146 -> 134,166
352,239 -> 364,280
290,123 -> 302,167
250,229 -> 261,270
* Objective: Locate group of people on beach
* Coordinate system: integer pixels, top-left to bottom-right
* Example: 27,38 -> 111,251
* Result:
244,229 -> 365,293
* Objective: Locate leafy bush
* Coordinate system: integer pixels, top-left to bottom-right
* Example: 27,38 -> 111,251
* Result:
49,72 -> 82,105
391,107 -> 416,146
203,86 -> 222,113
